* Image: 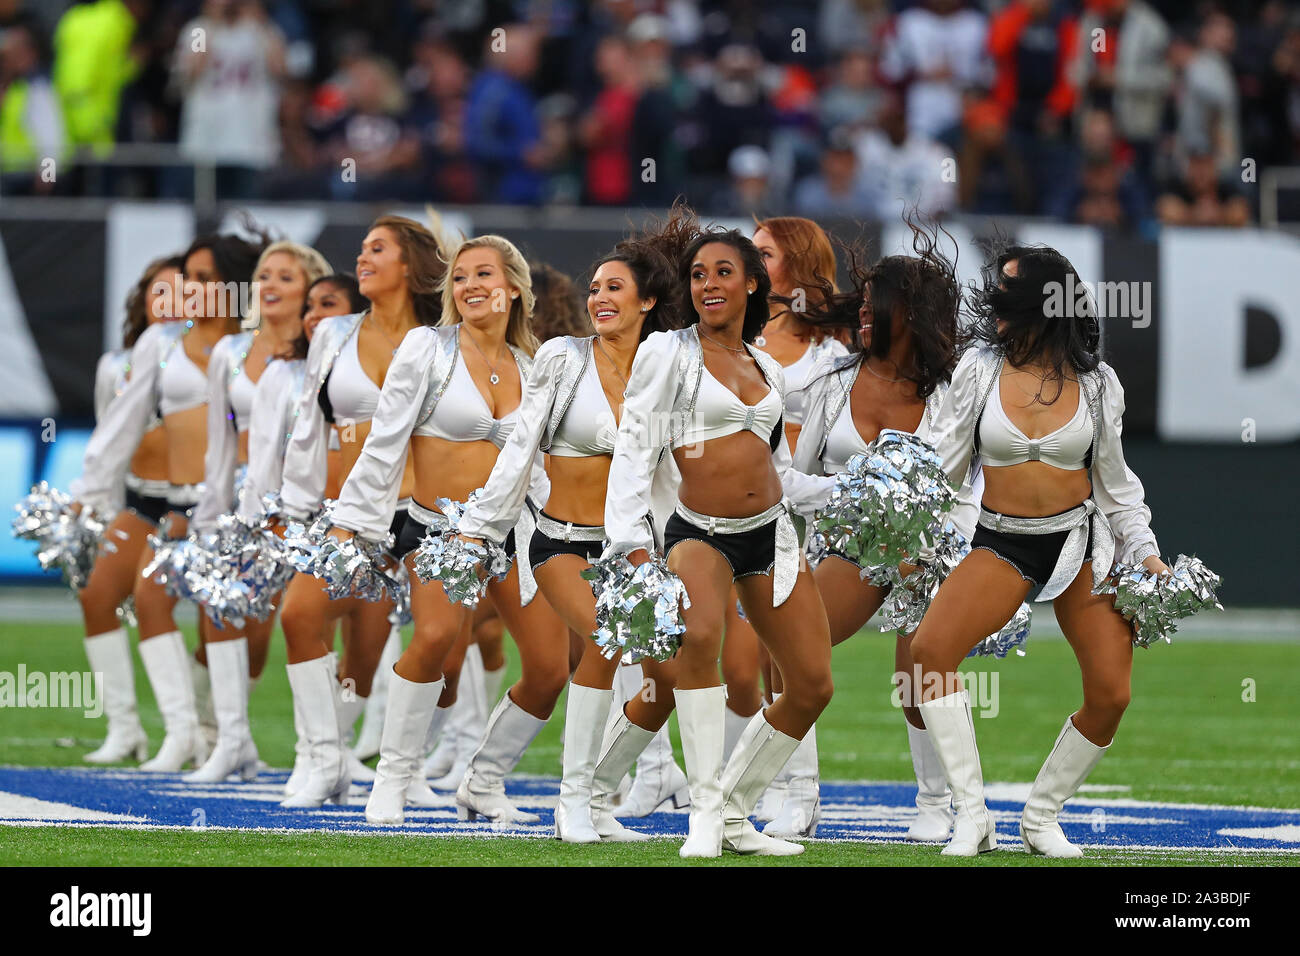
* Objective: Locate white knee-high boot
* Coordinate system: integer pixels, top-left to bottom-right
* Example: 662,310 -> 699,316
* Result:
353,623 -> 402,760
588,708 -> 653,842
191,655 -> 218,755
762,722 -> 820,839
674,686 -> 727,858
138,632 -> 204,772
720,710 -> 804,855
905,722 -> 955,842
336,689 -> 375,782
83,628 -> 148,764
280,654 -> 349,808
554,683 -> 612,843
427,642 -> 486,789
184,638 -> 258,782
618,666 -> 688,817
455,693 -> 546,824
1020,715 -> 1108,858
366,672 -> 449,825
918,689 -> 996,856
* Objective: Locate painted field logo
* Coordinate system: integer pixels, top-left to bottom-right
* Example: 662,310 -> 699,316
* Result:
0,665 -> 102,717
49,886 -> 151,936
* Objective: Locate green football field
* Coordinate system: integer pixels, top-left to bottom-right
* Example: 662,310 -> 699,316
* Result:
1,611 -> 1297,866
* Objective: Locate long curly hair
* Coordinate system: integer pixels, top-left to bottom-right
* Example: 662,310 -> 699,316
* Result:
966,238 -> 1101,403
529,262 -> 589,342
753,215 -> 839,341
796,214 -> 959,399
123,254 -> 185,347
678,226 -> 771,344
590,201 -> 697,341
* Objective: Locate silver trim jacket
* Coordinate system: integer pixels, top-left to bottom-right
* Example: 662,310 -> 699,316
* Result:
601,325 -> 836,559
458,334 -> 595,544
71,321 -> 187,516
930,346 -> 1160,565
280,312 -> 367,520
330,324 -> 549,542
192,332 -> 255,531
237,357 -> 307,522
791,352 -> 981,543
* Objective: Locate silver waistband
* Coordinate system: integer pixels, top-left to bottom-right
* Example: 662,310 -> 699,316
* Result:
534,512 -> 606,543
407,499 -> 450,531
674,498 -> 801,607
166,483 -> 202,506
125,474 -> 171,498
977,501 -> 1114,601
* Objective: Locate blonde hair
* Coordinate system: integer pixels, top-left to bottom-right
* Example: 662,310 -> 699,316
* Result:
437,235 -> 539,356
244,241 -> 333,329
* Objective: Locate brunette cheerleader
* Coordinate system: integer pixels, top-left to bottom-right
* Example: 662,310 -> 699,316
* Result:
599,226 -> 837,857
76,255 -> 184,763
73,230 -> 269,771
184,241 -> 332,782
911,245 -> 1167,857
276,217 -> 440,808
327,234 -> 565,827
453,225 -> 692,841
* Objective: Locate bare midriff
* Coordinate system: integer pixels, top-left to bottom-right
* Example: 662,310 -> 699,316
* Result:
129,424 -> 169,482
543,454 -> 612,526
410,435 -> 500,510
339,419 -> 416,501
165,407 -> 208,485
673,431 -> 783,518
981,464 -> 1091,518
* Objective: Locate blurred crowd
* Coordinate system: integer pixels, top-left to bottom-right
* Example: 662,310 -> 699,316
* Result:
2,0 -> 1297,230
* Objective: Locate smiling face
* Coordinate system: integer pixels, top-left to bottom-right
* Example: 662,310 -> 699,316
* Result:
451,245 -> 516,327
588,260 -> 651,340
690,241 -> 756,330
858,280 -> 874,348
753,227 -> 788,297
303,281 -> 355,341
256,251 -> 309,325
356,227 -> 405,301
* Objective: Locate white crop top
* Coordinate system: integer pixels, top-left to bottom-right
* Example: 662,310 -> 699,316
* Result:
548,358 -> 618,457
978,381 -> 1091,471
413,353 -> 519,447
327,328 -> 381,424
228,358 -> 259,432
822,401 -> 875,475
673,364 -> 783,450
158,339 -> 208,416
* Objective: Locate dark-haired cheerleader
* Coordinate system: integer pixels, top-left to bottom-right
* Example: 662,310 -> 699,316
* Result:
912,245 -> 1167,857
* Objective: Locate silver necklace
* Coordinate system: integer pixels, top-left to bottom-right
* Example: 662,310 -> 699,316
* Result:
369,314 -> 403,355
462,326 -> 507,385
595,337 -> 630,392
863,358 -> 906,383
698,328 -> 747,353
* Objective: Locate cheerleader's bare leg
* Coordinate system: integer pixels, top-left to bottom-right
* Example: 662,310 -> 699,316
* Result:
909,550 -> 1032,855
721,589 -> 762,760
1020,560 -> 1132,858
77,510 -> 154,763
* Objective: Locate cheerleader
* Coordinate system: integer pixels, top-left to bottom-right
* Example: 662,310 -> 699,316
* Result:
742,217 -> 848,825
329,234 -> 566,826
786,224 -> 974,842
276,217 -> 439,808
73,230 -> 269,771
911,244 -> 1167,857
76,254 -> 184,764
453,228 -> 691,841
184,241 -> 332,783
600,227 -> 837,857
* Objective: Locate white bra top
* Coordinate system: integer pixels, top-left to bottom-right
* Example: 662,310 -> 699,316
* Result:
822,400 -> 875,475
327,328 -> 382,424
413,352 -> 519,447
978,381 -> 1091,471
673,364 -> 783,450
549,358 -> 618,458
228,358 -> 259,432
779,343 -> 821,426
158,339 -> 208,416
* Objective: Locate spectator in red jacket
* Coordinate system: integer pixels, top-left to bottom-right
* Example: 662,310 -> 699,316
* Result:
579,33 -> 640,206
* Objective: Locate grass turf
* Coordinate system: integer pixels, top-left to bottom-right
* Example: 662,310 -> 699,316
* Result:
2,617 -> 1297,866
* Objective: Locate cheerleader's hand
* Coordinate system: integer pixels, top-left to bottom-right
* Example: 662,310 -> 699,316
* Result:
1141,555 -> 1171,577
454,533 -> 482,547
328,526 -> 354,544
627,549 -> 652,568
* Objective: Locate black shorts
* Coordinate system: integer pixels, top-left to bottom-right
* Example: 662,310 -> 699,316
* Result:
396,508 -> 516,562
970,514 -> 1093,589
124,488 -> 170,527
663,511 -> 777,579
529,513 -> 603,572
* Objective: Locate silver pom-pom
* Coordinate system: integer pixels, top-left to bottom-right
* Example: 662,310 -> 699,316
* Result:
1095,554 -> 1222,648
966,602 -> 1031,659
171,513 -> 297,628
411,497 -> 511,609
12,482 -> 106,590
140,529 -> 195,601
582,553 -> 691,663
283,502 -> 403,604
814,430 -> 955,570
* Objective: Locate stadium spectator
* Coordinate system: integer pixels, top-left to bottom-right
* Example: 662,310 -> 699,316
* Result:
0,20 -> 64,194
171,0 -> 287,199
317,54 -> 422,201
580,33 -> 640,206
818,49 -> 886,135
817,0 -> 889,59
52,0 -> 142,156
1234,0 -> 1294,170
792,126 -> 875,219
1156,149 -> 1249,227
855,92 -> 957,222
685,44 -> 772,197
715,144 -> 779,217
1169,12 -> 1240,180
628,13 -> 687,206
404,34 -> 475,203
1047,106 -> 1148,230
878,0 -> 990,145
463,22 -> 545,204
1071,0 -> 1171,185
